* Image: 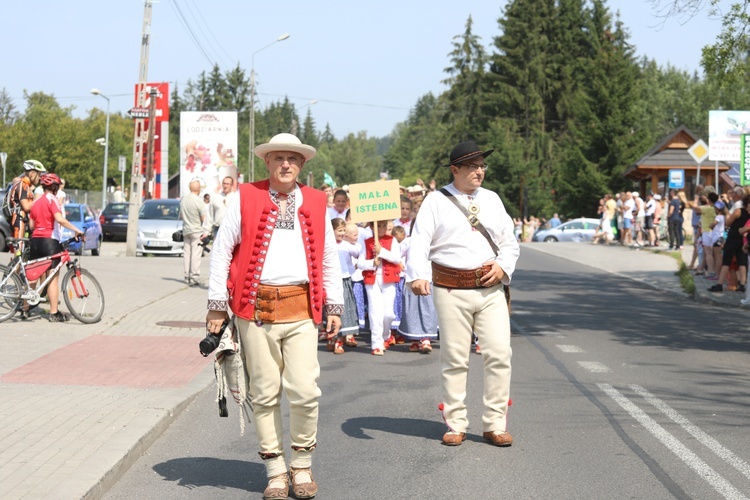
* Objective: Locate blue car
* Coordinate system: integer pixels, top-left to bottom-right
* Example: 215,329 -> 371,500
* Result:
62,203 -> 103,256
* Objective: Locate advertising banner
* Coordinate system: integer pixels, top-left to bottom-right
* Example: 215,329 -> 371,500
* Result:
179,111 -> 238,198
708,110 -> 750,161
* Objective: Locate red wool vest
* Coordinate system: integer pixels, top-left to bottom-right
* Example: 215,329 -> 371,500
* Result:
362,235 -> 401,285
227,180 -> 328,323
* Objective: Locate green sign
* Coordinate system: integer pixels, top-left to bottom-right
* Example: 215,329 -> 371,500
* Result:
742,135 -> 750,186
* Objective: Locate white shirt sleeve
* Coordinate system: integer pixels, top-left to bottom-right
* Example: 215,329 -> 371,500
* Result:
208,192 -> 242,304
322,212 -> 344,306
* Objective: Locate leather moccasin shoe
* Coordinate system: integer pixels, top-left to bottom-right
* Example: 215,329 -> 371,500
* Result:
290,467 -> 318,499
442,431 -> 466,446
483,431 -> 513,447
262,472 -> 289,500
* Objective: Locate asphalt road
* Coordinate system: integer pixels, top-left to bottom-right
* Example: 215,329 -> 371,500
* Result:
103,247 -> 750,500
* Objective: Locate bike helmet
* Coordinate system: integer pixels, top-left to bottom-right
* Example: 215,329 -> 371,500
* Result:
23,159 -> 47,172
40,173 -> 62,187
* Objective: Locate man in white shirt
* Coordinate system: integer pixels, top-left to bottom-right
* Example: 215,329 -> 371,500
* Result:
407,140 -> 520,449
206,133 -> 342,500
210,176 -> 237,238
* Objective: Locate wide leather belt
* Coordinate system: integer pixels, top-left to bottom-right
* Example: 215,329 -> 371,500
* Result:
431,262 -> 491,289
255,284 -> 313,323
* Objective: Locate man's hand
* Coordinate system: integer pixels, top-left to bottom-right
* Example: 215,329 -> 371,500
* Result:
410,279 -> 430,296
479,261 -> 506,287
206,310 -> 229,334
326,314 -> 342,339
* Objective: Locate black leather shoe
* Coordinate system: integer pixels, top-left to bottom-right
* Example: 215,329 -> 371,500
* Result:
707,284 -> 723,293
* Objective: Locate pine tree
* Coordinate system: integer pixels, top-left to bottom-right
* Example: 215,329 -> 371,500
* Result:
441,16 -> 490,143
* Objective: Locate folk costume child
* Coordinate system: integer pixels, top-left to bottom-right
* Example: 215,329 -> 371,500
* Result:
357,220 -> 402,355
329,218 -> 360,354
398,227 -> 438,353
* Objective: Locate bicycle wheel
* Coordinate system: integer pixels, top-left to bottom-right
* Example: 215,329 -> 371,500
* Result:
62,267 -> 105,323
0,265 -> 23,322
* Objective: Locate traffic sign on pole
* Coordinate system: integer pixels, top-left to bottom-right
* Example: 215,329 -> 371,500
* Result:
688,139 -> 709,186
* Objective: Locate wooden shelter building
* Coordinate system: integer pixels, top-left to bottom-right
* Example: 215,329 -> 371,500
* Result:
624,126 -> 734,196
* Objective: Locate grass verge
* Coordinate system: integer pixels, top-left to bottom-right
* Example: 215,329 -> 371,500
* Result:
670,251 -> 695,295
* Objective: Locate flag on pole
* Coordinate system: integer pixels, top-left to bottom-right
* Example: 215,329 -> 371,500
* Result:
323,172 -> 335,188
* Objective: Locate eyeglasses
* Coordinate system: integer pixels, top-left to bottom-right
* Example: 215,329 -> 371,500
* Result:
459,162 -> 488,171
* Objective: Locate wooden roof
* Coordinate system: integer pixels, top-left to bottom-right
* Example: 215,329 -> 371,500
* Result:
624,126 -> 731,181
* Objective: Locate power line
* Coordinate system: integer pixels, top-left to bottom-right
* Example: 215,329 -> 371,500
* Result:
185,0 -> 235,67
167,0 -> 216,68
260,93 -> 410,111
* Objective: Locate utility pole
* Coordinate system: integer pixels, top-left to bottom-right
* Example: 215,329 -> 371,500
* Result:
126,0 -> 154,257
145,86 -> 158,198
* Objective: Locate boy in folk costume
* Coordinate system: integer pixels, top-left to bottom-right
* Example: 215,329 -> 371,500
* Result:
357,220 -> 402,355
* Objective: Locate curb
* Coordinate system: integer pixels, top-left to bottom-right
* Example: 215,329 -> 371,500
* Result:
82,367 -> 213,500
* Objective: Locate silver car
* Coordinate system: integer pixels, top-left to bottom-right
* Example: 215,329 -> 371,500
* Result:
136,199 -> 184,256
532,217 -> 601,243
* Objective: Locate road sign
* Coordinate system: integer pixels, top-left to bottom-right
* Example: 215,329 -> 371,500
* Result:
687,139 -> 709,164
127,107 -> 150,119
118,155 -> 127,173
668,169 -> 685,189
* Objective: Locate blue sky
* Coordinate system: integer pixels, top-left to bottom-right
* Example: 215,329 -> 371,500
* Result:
2,0 -> 731,139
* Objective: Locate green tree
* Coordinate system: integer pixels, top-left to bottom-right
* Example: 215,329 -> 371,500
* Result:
441,16 -> 490,143
651,1 -> 750,86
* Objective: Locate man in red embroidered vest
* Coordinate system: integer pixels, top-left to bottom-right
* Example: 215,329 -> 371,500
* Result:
407,140 -> 520,449
206,133 -> 343,499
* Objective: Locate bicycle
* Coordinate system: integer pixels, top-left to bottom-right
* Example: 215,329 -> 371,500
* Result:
0,237 -> 105,323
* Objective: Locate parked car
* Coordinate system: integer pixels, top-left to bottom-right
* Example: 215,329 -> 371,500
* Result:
532,217 -> 601,242
136,199 -> 183,256
99,202 -> 129,241
63,203 -> 103,255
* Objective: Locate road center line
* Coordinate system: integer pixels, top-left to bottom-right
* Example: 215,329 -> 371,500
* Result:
598,383 -> 748,500
631,385 -> 750,481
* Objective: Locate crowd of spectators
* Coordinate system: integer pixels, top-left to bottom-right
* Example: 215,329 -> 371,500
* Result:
585,185 -> 750,303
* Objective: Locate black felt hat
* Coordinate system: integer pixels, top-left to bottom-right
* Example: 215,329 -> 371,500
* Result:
445,141 -> 494,167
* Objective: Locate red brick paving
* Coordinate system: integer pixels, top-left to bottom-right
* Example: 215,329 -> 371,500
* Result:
1,336 -> 212,388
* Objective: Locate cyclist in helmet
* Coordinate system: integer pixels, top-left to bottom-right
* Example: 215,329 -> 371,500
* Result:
7,160 -> 47,247
28,173 -> 84,322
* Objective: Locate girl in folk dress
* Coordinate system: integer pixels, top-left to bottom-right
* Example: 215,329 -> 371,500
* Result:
399,222 -> 438,353
388,225 -> 408,345
358,220 -> 401,355
328,218 -> 360,354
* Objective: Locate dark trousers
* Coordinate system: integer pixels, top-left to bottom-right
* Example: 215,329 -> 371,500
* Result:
668,220 -> 683,248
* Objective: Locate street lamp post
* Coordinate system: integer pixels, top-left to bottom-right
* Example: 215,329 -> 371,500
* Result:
250,33 -> 290,183
91,88 -> 110,211
291,99 -> 318,136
